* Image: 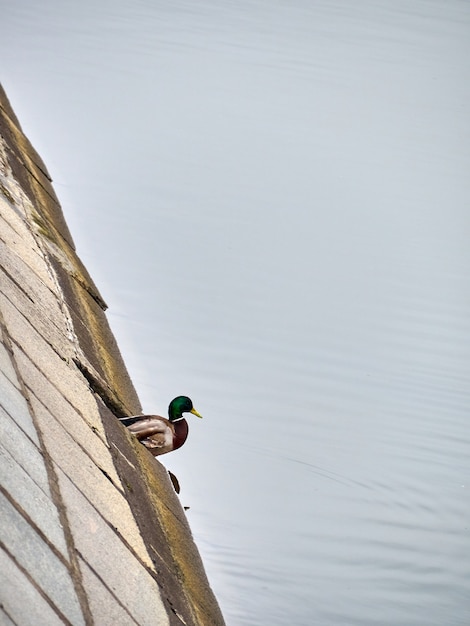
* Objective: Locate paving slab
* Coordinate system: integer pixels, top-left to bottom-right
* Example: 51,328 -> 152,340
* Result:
30,394 -> 154,568
10,330 -> 106,438
79,557 -> 140,626
0,491 -> 85,626
0,405 -> 48,493
0,333 -> 20,389
0,547 -> 65,626
57,468 -> 170,626
16,347 -> 117,477
0,368 -> 39,444
0,200 -> 54,289
0,433 -> 67,555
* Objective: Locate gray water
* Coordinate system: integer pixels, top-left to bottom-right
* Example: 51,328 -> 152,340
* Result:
2,1 -> 470,624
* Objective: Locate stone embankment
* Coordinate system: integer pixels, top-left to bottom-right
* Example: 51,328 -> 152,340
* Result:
0,84 -> 225,626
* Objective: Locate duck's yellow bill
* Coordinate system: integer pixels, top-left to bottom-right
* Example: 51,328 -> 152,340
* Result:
190,408 -> 203,418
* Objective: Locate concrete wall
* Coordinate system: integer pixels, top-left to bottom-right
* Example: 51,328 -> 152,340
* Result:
0,84 -> 225,626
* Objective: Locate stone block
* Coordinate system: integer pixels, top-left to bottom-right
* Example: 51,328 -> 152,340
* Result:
0,292 -> 80,404
16,349 -> 118,480
30,394 -> 153,568
57,469 -> 169,626
79,557 -> 140,625
0,429 -> 68,556
0,547 -> 65,626
0,255 -> 71,355
0,204 -> 54,289
9,324 -> 105,438
0,333 -> 20,389
0,491 -> 85,626
0,405 -> 47,492
0,239 -> 59,313
0,368 -> 39,444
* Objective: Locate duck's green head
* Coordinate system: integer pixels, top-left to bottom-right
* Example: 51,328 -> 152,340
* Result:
168,396 -> 202,422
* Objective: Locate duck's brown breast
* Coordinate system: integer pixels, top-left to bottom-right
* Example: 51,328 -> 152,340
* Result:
172,418 -> 189,451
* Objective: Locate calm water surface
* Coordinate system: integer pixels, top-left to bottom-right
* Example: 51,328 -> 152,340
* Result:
2,1 -> 470,624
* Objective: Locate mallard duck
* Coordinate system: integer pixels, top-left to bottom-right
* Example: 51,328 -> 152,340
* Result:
119,396 -> 202,456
